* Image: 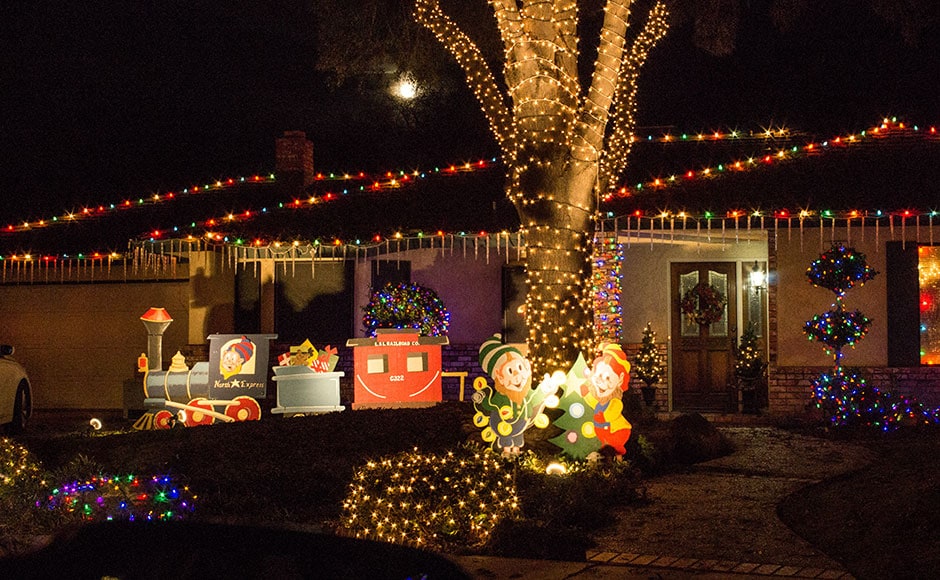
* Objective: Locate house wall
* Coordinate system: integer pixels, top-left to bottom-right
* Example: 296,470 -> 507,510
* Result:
768,225 -> 940,415
619,232 -> 768,344
353,247 -> 506,344
0,253 -> 242,412
618,231 -> 768,411
0,279 -> 190,410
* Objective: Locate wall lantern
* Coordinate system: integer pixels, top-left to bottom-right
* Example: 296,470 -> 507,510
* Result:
748,261 -> 767,292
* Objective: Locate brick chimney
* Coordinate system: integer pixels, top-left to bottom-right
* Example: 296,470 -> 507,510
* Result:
275,131 -> 314,195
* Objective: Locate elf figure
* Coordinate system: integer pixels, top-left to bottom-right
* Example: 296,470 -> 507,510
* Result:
472,334 -> 554,455
582,343 -> 632,455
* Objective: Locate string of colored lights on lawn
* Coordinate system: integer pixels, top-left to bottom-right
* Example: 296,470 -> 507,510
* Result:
1,118 -> 938,264
38,473 -> 196,522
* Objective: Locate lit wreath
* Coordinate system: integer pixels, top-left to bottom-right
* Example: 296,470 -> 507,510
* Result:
681,282 -> 726,326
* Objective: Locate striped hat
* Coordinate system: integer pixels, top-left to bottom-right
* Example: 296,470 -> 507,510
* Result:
478,334 -> 521,376
229,336 -> 254,362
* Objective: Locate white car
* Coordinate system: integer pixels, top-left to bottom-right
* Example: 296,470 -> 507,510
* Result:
0,344 -> 31,433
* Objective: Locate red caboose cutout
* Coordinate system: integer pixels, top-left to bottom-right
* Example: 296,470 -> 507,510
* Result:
346,329 -> 449,408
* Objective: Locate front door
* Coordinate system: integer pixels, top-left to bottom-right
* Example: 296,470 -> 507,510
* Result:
671,262 -> 737,412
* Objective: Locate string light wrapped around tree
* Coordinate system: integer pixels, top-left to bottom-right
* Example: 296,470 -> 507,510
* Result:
680,282 -> 726,326
362,282 -> 450,337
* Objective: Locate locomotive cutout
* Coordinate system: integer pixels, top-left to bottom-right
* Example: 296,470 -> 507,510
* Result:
136,316 -> 276,428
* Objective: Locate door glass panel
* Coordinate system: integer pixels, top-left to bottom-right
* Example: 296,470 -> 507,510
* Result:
680,271 -> 700,337
707,270 -> 729,337
747,285 -> 764,337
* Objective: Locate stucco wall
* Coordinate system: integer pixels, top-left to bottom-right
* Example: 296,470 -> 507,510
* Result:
774,228 -> 889,367
0,281 -> 190,410
619,232 -> 768,345
353,247 -> 506,344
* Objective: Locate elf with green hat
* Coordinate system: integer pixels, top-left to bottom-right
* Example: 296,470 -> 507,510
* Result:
472,334 -> 555,454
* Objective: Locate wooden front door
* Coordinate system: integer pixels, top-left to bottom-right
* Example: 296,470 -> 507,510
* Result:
671,262 -> 737,412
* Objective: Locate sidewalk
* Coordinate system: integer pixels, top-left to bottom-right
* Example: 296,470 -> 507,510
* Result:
457,426 -> 873,579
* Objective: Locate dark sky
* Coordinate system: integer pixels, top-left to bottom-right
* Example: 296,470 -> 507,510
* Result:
1,2 -> 937,224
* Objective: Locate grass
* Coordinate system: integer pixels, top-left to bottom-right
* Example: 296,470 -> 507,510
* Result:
5,404 -> 939,579
776,427 -> 940,580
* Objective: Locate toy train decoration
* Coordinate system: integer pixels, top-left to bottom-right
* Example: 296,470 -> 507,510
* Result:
136,308 -> 277,429
134,308 -> 450,429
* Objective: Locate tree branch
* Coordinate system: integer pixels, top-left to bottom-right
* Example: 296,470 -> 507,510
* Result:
572,0 -> 633,163
414,0 -> 514,153
490,0 -> 525,53
601,1 -> 670,192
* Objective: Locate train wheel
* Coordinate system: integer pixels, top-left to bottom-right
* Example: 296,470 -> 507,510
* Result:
184,398 -> 215,427
153,410 -> 175,430
224,396 -> 261,422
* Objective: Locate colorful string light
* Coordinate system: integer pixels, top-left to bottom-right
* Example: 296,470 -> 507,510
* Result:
362,282 -> 451,337
39,473 -> 196,522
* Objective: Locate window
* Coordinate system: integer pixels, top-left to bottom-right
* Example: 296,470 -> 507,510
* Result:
919,246 -> 940,364
367,354 -> 388,374
407,352 -> 428,373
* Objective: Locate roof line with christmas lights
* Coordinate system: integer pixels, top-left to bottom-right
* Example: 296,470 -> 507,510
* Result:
9,118 -> 928,239
3,118 -> 938,262
145,118 -> 940,243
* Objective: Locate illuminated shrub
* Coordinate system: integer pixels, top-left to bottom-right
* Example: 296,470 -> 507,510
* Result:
39,473 -> 196,522
342,446 -> 518,552
362,282 -> 450,337
0,437 -> 44,491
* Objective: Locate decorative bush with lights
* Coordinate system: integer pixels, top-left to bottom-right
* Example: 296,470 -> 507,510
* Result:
341,445 -> 518,552
362,282 -> 450,337
0,437 -> 44,491
39,473 -> 196,522
804,244 -> 939,429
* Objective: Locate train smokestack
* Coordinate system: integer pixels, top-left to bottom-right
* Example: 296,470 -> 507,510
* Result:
140,307 -> 173,370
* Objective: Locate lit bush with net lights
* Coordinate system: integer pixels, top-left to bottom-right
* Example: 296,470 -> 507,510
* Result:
342,445 -> 518,552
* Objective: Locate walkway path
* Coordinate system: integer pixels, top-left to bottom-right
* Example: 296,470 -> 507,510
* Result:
587,426 -> 874,578
457,427 -> 873,579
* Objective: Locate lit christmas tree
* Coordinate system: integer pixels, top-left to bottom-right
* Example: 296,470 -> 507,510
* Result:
733,323 -> 764,379
633,322 -> 664,388
362,282 -> 450,337
804,244 -> 939,430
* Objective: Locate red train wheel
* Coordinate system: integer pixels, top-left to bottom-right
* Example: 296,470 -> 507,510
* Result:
153,410 -> 175,430
184,398 -> 215,427
224,396 -> 261,422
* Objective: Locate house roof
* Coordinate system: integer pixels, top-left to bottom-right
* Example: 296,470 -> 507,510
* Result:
2,121 -> 937,260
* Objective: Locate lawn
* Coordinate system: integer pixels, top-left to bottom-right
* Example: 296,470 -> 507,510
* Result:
4,404 -> 938,579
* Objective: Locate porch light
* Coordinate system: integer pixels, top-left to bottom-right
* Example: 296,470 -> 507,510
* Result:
749,261 -> 767,292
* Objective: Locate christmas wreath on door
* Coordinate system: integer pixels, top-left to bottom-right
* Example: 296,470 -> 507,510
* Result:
681,282 -> 726,326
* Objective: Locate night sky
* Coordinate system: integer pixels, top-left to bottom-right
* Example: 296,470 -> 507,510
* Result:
1,2 -> 938,225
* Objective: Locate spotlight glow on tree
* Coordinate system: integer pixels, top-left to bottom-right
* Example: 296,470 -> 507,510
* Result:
414,0 -> 670,374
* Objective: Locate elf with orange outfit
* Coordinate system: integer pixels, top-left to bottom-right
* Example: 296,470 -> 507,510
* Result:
582,343 -> 632,455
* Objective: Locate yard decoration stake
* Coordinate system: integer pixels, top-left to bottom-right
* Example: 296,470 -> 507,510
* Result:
550,345 -> 633,460
471,335 -> 558,455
